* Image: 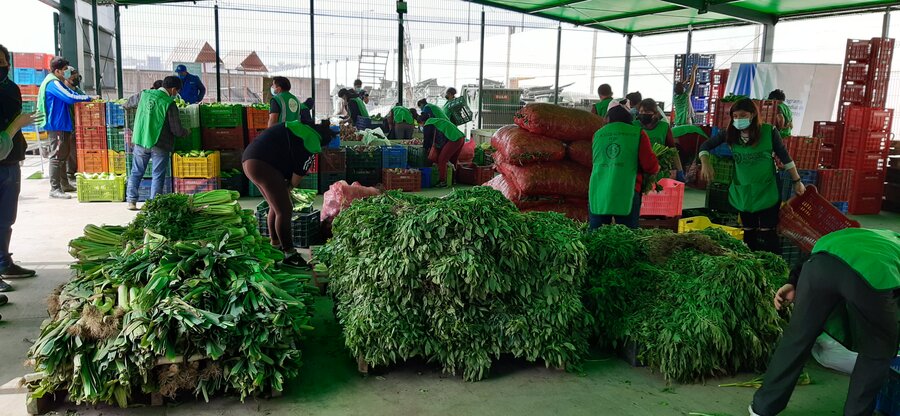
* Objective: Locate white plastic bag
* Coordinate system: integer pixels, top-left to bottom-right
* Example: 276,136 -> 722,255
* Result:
811,333 -> 857,374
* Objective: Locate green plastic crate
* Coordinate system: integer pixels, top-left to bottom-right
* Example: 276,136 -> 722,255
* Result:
300,173 -> 318,191
22,100 -> 36,113
76,174 -> 125,202
178,105 -> 200,129
106,127 -> 126,152
200,104 -> 244,128
431,163 -> 453,187
248,181 -> 262,197
406,145 -> 427,168
174,128 -> 202,151
709,155 -> 734,185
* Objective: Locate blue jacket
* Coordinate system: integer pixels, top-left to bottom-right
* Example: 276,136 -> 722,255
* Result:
178,73 -> 206,104
42,79 -> 91,132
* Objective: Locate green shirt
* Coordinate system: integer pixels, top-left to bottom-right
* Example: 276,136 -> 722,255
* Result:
351,97 -> 369,118
425,103 -> 449,121
392,106 -> 414,125
728,124 -> 779,213
634,120 -> 669,147
673,93 -> 692,126
813,228 -> 900,291
589,122 -> 641,216
132,89 -> 174,149
285,120 -> 323,154
424,117 -> 464,142
595,98 -> 613,118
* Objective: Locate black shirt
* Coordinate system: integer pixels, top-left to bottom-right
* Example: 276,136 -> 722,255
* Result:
0,78 -> 26,164
242,123 -> 315,179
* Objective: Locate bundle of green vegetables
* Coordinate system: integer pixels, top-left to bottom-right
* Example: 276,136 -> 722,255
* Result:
290,189 -> 316,212
581,225 -> 789,382
29,190 -> 317,406
176,150 -> 216,158
642,142 -> 678,193
318,187 -> 592,381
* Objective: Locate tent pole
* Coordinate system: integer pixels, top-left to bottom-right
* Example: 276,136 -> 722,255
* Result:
760,23 -> 775,62
310,0 -> 316,119
623,34 -> 632,97
114,4 -> 123,99
685,26 -> 692,56
214,4 -> 221,102
589,30 -> 597,94
91,0 -> 101,96
478,9 -> 485,129
883,6 -> 892,38
554,24 -> 561,105
398,5 -> 404,106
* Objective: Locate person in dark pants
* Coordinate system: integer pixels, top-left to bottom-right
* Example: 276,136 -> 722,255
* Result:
36,57 -> 92,199
386,104 -> 415,140
588,105 -> 659,230
64,67 -> 85,185
417,110 -> 435,167
0,44 -> 39,296
242,121 -> 331,262
698,98 -> 805,254
750,228 -> 899,416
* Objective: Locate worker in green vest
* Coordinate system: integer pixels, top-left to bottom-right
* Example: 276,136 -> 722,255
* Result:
768,89 -> 793,138
673,65 -> 698,127
386,104 -> 415,140
750,228 -> 899,416
424,116 -> 465,187
267,76 -> 301,128
698,98 -> 804,254
417,98 -> 449,121
634,98 -> 684,181
339,88 -> 369,128
592,84 -> 614,118
588,105 -> 660,230
125,76 -> 189,210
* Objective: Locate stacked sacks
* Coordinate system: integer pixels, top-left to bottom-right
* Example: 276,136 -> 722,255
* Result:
486,104 -> 603,221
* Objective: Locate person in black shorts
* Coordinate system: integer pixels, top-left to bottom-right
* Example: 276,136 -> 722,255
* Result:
242,120 -> 334,260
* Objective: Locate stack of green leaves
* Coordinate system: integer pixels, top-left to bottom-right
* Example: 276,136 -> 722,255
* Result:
582,225 -> 789,382
320,187 -> 592,381
30,190 -> 316,406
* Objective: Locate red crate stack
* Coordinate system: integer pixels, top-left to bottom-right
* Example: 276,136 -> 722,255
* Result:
837,38 -> 894,122
816,169 -> 854,202
837,106 -> 894,215
813,121 -> 844,168
12,52 -> 46,69
706,69 -> 729,126
74,102 -> 106,128
783,137 -> 821,171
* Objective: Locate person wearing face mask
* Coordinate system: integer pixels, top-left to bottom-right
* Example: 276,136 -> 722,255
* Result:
698,98 -> 804,254
672,65 -> 698,127
174,64 -> 205,104
267,77 -> 301,128
442,87 -> 457,113
64,67 -> 84,186
634,98 -> 684,181
125,76 -> 190,211
0,44 -> 40,290
36,57 -> 92,199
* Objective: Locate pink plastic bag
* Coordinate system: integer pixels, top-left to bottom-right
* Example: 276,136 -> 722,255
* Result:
496,161 -> 590,198
491,126 -> 566,165
457,138 -> 476,164
566,140 -> 593,168
322,180 -> 381,222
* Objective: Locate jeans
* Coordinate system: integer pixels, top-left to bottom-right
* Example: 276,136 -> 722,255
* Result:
126,145 -> 171,203
0,164 -> 22,269
589,191 -> 643,230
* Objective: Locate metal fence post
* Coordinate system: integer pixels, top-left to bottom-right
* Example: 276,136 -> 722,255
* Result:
310,0 -> 316,119
214,4 -> 221,102
478,9 -> 485,129
623,34 -> 632,97
398,7 -> 404,106
114,4 -> 123,99
91,0 -> 101,96
553,25 -> 561,105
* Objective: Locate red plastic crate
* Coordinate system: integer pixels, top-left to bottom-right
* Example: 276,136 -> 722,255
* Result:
778,185 -> 860,252
174,177 -> 220,195
201,127 -> 245,150
851,170 -> 886,195
844,107 -> 893,133
12,52 -> 45,69
711,69 -> 729,87
752,100 -> 781,126
840,83 -> 867,104
456,163 -> 494,185
849,192 -> 885,215
812,121 -> 844,147
19,85 -> 39,97
784,136 -> 821,170
846,39 -> 872,61
842,131 -> 891,154
247,128 -> 264,143
819,146 -> 835,169
639,178 -> 684,218
74,102 -> 106,128
76,149 -> 109,173
840,151 -> 888,172
816,169 -> 854,201
75,126 -> 108,150
382,169 -> 422,192
42,54 -> 53,71
319,148 -> 346,174
246,107 -> 270,130
843,62 -> 870,83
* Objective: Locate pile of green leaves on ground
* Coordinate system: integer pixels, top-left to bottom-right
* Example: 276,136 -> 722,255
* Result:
582,225 -> 789,383
30,190 -> 317,406
318,187 -> 592,381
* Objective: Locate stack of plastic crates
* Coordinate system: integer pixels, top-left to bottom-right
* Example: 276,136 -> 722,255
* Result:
172,151 -> 220,195
74,102 -> 107,174
705,154 -> 736,213
816,169 -> 854,214
813,121 -> 843,169
346,146 -> 383,187
836,38 -> 894,122
838,107 -> 893,214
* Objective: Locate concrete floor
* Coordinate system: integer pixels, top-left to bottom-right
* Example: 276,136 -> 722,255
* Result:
0,156 -> 897,415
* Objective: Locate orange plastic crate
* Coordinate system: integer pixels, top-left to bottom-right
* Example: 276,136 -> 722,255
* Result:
74,102 -> 106,128
76,149 -> 109,174
76,126 -> 107,150
639,178 -> 684,218
246,107 -> 271,130
19,85 -> 39,97
12,52 -> 45,69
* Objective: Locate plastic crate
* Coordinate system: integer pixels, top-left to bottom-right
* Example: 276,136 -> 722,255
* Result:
819,146 -> 836,169
318,172 -> 346,194
831,201 -> 849,214
137,177 -> 173,202
76,149 -> 109,174
76,174 -> 125,202
107,150 -> 126,175
347,147 -> 383,170
126,154 -> 172,179
843,62 -> 870,83
851,170 -> 886,196
174,177 -> 220,195
22,131 -> 48,142
200,104 -> 244,128
779,170 -> 818,201
248,128 -> 264,143
381,145 -> 408,169
355,116 -> 373,130
709,155 -> 734,184
106,127 -> 126,152
783,136 -> 822,170
21,124 -> 45,133
753,100 -> 780,126
383,169 -> 422,192
849,192 -> 885,215
105,102 -> 125,127
347,167 -> 382,187
220,173 -> 247,195
246,107 -> 270,130
174,128 -> 202,151
178,105 -> 200,129
840,83 -> 867,104
678,216 -> 744,240
778,185 -> 860,252
12,52 -> 45,69
455,163 -> 495,186
694,84 -> 711,97
846,39 -> 873,61
780,236 -> 810,269
842,131 -> 891,155
639,178 -> 684,217
173,151 -> 221,179
446,97 -> 473,125
299,173 -> 318,191
638,216 -> 680,231
74,102 -> 106,128
218,150 -> 242,171
76,126 -> 107,150
256,204 -> 322,248
406,145 -> 428,168
248,181 -> 262,197
840,151 -> 888,172
319,148 -> 347,174
124,128 -> 133,152
691,97 -> 709,112
19,85 -> 39,98
420,167 -> 433,189
201,127 -> 245,151
816,169 -> 854,201
705,182 -> 736,213
844,107 -> 893,134
875,369 -> 900,416
12,68 -> 39,85
813,121 -> 844,147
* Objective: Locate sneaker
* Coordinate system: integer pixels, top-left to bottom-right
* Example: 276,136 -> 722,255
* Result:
127,202 -> 139,211
282,252 -> 309,268
435,181 -> 448,188
49,190 -> 71,199
2,263 -> 35,279
0,294 -> 7,306
61,184 -> 77,193
749,404 -> 762,416
0,279 -> 11,292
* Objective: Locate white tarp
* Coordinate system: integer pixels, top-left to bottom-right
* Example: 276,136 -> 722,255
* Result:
724,63 -> 843,136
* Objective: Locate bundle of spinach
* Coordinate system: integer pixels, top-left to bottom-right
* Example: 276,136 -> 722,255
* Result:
323,187 -> 592,381
642,143 -> 678,193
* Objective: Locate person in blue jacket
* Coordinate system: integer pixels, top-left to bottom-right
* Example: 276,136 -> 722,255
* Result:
174,64 -> 206,104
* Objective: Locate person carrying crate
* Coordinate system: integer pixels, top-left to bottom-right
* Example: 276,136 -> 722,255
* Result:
750,228 -> 899,416
672,65 -> 698,127
267,76 -> 301,128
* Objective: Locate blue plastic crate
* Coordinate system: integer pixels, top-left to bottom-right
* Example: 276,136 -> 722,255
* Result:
420,167 -> 432,189
105,102 -> 125,127
137,177 -> 173,202
327,137 -> 341,149
779,170 -> 818,201
831,201 -> 849,214
696,69 -> 711,83
382,145 -> 408,169
356,117 -> 373,130
691,97 -> 709,112
13,68 -> 42,85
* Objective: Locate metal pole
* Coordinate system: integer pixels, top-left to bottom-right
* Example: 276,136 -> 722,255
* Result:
883,6 -> 892,38
478,9 -> 485,129
686,26 -> 693,56
53,13 -> 61,57
623,34 -> 632,97
453,36 -> 460,89
91,0 -> 101,96
398,11 -> 404,106
214,4 -> 222,102
505,26 -> 512,88
114,5 -> 124,99
553,25 -> 561,105
589,30 -> 597,94
418,44 -> 423,87
760,23 -> 775,62
310,0 -> 316,119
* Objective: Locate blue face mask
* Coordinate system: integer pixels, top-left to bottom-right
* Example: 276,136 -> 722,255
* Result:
733,118 -> 752,130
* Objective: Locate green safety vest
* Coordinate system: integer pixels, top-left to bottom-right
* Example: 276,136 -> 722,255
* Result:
392,106 -> 414,125
589,122 -> 641,216
285,120 -> 322,154
595,98 -> 613,118
351,97 -> 369,118
727,124 -> 779,213
425,103 -> 449,121
36,73 -> 60,128
673,93 -> 691,126
273,91 -> 300,123
671,125 -> 709,139
424,117 -> 464,142
634,120 -> 669,147
778,102 -> 793,138
132,89 -> 174,149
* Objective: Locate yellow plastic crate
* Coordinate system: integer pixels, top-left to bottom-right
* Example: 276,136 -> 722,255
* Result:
173,151 -> 221,179
108,150 -> 126,175
677,216 -> 744,240
23,131 -> 48,141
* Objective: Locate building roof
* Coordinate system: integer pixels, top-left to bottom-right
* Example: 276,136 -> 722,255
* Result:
222,51 -> 268,72
167,40 -> 221,67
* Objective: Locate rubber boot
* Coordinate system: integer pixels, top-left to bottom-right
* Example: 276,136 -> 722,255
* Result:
759,229 -> 781,255
743,229 -> 760,251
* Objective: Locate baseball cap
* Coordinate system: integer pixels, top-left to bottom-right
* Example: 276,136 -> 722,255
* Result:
175,64 -> 187,73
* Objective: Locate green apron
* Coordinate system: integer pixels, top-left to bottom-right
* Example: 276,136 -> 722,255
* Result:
634,120 -> 669,147
671,125 -> 709,139
673,93 -> 691,126
425,103 -> 449,121
424,118 -> 464,142
36,73 -> 60,129
727,124 -> 779,213
392,106 -> 414,125
285,120 -> 323,154
132,89 -> 174,149
595,98 -> 613,118
273,91 -> 300,123
589,122 -> 640,216
351,97 -> 369,118
777,102 -> 793,138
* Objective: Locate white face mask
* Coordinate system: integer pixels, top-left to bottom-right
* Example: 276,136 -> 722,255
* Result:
270,87 -> 277,96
